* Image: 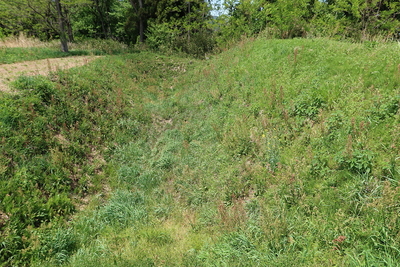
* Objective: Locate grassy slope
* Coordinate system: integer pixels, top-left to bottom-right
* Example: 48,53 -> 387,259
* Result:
0,50 -> 195,266
4,38 -> 400,266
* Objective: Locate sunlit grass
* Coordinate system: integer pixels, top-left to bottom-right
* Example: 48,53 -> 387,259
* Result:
3,37 -> 400,266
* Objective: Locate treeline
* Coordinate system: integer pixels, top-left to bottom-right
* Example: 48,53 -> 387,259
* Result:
1,0 -> 400,55
0,0 -> 212,56
221,0 -> 400,42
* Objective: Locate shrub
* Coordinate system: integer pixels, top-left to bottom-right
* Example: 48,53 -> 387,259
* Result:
146,22 -> 215,58
291,94 -> 325,120
146,22 -> 175,52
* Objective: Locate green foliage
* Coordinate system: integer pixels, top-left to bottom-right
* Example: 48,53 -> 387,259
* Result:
217,0 -> 400,45
368,94 -> 400,122
269,0 -> 311,38
336,149 -> 375,174
291,94 -> 326,120
0,28 -> 6,39
37,228 -> 78,264
71,0 -> 132,41
216,0 -> 270,47
145,0 -> 215,57
1,52 -> 180,265
145,22 -> 175,51
331,0 -> 400,40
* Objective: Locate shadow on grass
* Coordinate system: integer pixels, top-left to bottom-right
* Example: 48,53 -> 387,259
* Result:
0,47 -> 139,64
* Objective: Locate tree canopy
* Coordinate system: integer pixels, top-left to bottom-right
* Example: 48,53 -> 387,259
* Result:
0,0 -> 399,56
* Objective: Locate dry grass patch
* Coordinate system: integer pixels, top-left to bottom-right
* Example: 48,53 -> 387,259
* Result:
0,33 -> 57,48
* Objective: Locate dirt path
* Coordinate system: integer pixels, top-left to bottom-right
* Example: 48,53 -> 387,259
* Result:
0,56 -> 102,92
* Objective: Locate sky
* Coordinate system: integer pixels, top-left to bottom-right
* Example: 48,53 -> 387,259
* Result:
209,0 -> 229,17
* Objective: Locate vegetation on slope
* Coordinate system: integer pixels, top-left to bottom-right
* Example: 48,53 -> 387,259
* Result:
0,49 -> 195,265
2,38 -> 400,266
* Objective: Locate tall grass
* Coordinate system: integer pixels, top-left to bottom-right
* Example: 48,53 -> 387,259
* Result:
0,34 -> 131,64
0,32 -> 55,48
3,37 -> 400,266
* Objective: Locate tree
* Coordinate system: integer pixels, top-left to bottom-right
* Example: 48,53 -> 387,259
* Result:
55,0 -> 69,51
214,0 -> 276,47
269,0 -> 311,38
129,0 -> 144,42
0,0 -> 91,50
327,0 -> 400,39
145,0 -> 215,56
0,0 -> 57,38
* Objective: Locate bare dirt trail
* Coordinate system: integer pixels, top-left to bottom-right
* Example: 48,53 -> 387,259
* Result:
0,56 -> 102,92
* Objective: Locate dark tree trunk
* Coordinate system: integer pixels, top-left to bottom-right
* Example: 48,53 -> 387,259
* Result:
55,0 -> 68,52
63,6 -> 74,42
130,0 -> 145,43
138,0 -> 144,42
94,0 -> 108,38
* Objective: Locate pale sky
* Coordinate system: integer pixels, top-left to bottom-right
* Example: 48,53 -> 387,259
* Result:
210,0 -> 229,17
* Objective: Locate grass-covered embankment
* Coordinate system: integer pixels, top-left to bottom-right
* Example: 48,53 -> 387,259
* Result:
2,38 -> 400,266
0,51 -> 195,266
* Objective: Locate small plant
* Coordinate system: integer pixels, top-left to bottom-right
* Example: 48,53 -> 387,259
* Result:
367,94 -> 400,122
224,120 -> 256,158
291,94 -> 326,120
336,149 -> 374,174
309,155 -> 331,178
325,111 -> 345,140
12,75 -> 57,104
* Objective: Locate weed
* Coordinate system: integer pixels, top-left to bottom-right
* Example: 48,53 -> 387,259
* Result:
367,94 -> 400,122
291,93 -> 326,120
336,149 -> 374,174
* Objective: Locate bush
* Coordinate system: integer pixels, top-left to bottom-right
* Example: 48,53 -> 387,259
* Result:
291,94 -> 326,120
146,22 -> 176,52
336,149 -> 374,174
146,22 -> 215,58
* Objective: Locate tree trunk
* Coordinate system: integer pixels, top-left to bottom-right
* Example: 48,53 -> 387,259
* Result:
63,6 -> 74,42
55,0 -> 68,52
138,0 -> 144,42
130,0 -> 145,42
94,0 -> 108,38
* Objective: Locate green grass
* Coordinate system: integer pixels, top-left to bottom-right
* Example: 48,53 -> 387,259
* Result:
0,47 -> 93,64
2,38 -> 400,266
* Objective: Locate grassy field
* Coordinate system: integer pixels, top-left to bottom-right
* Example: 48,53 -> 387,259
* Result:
1,38 -> 400,266
0,37 -> 131,64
